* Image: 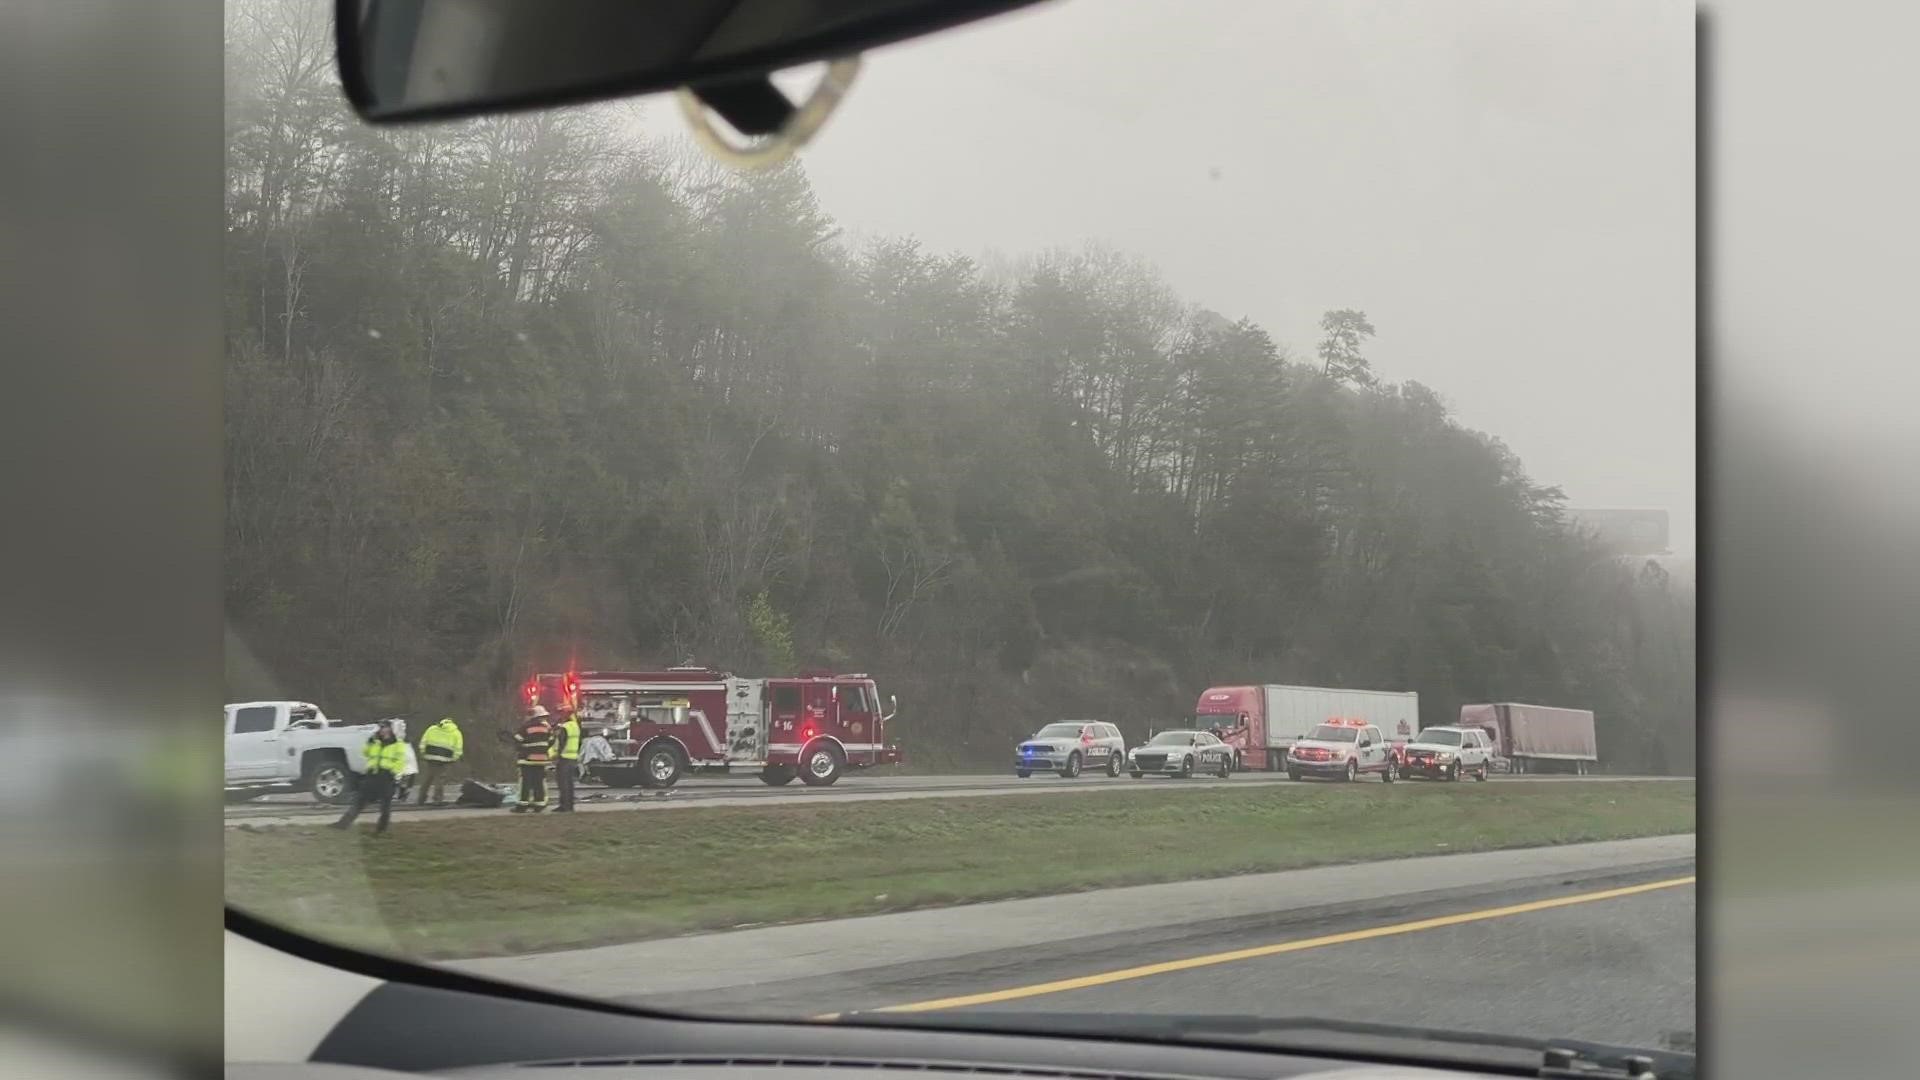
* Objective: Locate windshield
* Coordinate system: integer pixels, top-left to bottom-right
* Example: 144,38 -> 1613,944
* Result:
1415,730 -> 1462,747
222,0 -> 1694,1059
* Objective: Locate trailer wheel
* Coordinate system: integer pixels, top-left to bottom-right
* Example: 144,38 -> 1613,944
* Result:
799,741 -> 844,786
641,742 -> 684,789
760,766 -> 796,787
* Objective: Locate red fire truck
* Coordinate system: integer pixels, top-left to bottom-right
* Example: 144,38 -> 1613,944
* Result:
522,666 -> 901,788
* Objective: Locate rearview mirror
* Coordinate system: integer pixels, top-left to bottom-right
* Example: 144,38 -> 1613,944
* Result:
336,0 -> 1044,124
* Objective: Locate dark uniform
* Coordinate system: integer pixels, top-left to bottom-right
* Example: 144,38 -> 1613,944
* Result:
513,710 -> 553,812
551,713 -> 582,812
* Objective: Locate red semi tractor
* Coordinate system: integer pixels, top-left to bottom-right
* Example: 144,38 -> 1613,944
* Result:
523,667 -> 901,788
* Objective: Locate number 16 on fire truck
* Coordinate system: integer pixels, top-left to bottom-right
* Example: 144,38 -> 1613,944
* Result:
522,667 -> 901,789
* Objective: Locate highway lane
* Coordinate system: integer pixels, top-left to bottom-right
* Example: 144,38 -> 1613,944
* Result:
644,863 -> 1695,1054
223,770 -> 1686,827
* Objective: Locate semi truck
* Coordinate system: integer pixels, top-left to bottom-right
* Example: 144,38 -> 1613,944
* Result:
1193,683 -> 1420,772
523,666 -> 901,788
1456,702 -> 1599,774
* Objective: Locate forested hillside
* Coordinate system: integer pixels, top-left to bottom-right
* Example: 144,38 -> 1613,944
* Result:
223,0 -> 1693,772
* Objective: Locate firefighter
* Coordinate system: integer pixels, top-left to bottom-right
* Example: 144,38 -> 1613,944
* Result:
330,719 -> 407,833
550,709 -> 583,813
512,706 -> 553,813
416,716 -> 464,805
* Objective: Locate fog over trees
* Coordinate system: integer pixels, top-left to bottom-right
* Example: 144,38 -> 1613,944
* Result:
223,0 -> 1693,773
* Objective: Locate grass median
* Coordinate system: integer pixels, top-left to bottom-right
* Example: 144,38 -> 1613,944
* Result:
226,779 -> 1693,959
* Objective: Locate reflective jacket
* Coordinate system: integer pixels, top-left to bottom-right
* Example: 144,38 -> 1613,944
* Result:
551,716 -> 582,761
514,720 -> 552,765
420,718 -> 464,762
363,738 -> 408,775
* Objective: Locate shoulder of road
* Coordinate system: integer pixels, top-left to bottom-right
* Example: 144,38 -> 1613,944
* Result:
448,833 -> 1694,1000
225,772 -> 1688,828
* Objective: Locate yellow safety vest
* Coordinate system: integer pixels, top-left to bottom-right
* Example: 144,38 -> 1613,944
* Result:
552,717 -> 582,761
420,719 -> 464,761
363,739 -> 408,775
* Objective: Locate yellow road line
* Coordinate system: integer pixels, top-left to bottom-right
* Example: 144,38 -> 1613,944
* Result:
824,875 -> 1693,1017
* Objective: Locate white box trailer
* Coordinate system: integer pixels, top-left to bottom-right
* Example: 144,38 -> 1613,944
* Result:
1195,683 -> 1420,771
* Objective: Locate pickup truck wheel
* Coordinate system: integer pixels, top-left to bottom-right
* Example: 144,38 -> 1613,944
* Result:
307,761 -> 355,805
1476,764 -> 1489,781
1446,763 -> 1460,782
799,741 -> 844,786
759,765 -> 796,787
1106,752 -> 1122,777
1344,760 -> 1358,783
1382,759 -> 1397,783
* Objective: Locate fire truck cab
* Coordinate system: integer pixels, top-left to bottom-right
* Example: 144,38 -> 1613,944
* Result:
523,667 -> 900,788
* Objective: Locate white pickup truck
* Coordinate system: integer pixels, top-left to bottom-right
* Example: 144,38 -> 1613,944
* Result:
224,701 -> 416,804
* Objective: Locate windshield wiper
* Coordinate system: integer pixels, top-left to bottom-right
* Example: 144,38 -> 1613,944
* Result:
833,1011 -> 1692,1080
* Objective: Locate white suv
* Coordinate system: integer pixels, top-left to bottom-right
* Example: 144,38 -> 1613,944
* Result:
1400,725 -> 1493,782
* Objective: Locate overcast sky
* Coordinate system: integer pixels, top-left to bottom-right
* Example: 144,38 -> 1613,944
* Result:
661,0 -> 1695,551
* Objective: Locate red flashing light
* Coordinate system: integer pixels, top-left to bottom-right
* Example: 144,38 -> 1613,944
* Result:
801,723 -> 817,741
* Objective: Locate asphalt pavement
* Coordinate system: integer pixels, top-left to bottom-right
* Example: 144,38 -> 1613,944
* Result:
651,866 -> 1694,1054
223,770 -> 1686,828
933,875 -> 1693,1052
453,835 -> 1695,1053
